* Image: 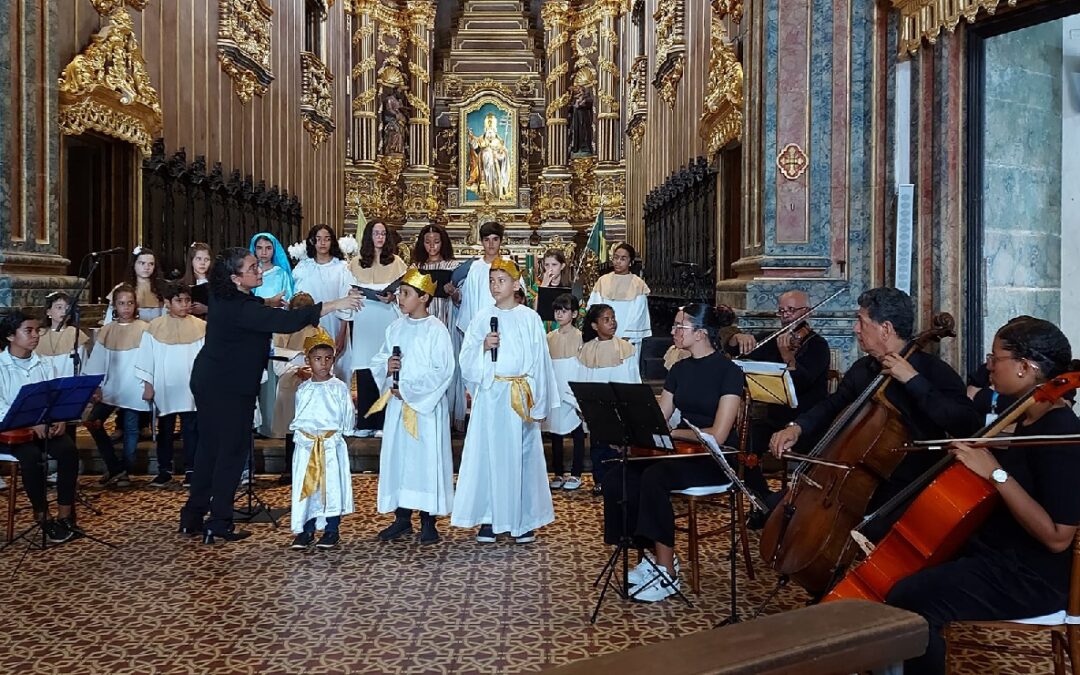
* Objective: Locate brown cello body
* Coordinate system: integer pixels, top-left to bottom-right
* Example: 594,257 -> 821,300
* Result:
825,372 -> 1080,603
758,313 -> 957,597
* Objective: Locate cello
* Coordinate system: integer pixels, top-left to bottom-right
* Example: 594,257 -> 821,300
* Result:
758,313 -> 957,597
825,371 -> 1080,602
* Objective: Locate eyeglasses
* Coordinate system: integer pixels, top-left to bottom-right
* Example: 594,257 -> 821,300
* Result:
985,352 -> 1039,370
776,306 -> 809,316
671,324 -> 698,332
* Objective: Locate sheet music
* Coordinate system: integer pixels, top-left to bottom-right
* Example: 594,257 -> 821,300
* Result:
733,359 -> 799,409
686,423 -> 766,513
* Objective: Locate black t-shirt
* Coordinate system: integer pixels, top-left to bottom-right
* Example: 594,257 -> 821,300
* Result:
664,350 -> 745,448
972,406 -> 1080,592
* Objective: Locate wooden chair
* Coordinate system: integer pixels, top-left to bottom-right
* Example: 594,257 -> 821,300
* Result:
0,429 -> 33,543
671,393 -> 756,594
945,530 -> 1080,674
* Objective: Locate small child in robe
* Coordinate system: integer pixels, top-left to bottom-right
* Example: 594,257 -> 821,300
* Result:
543,293 -> 585,490
136,281 -> 205,487
452,258 -> 559,544
289,327 -> 355,550
34,292 -> 89,379
578,303 -> 641,493
368,269 -> 455,545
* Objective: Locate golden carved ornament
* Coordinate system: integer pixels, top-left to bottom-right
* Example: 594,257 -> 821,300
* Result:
548,31 -> 570,51
516,76 -> 539,99
352,88 -> 378,113
90,0 -> 149,13
573,27 -> 598,58
546,90 -> 572,122
405,91 -> 431,120
699,15 -> 743,157
546,62 -> 570,87
541,1 -> 570,26
537,177 -> 572,221
653,55 -> 684,108
58,6 -> 162,156
573,59 -> 598,88
571,0 -> 632,29
353,22 -> 375,43
408,61 -> 430,85
593,173 -> 626,219
378,25 -> 405,57
462,78 -> 518,101
405,0 -> 437,29
652,0 -> 686,108
218,0 -> 274,104
777,143 -> 808,180
300,52 -> 336,147
352,56 -> 376,80
378,55 -> 407,89
346,0 -> 407,27
712,0 -> 743,23
892,0 -> 1018,56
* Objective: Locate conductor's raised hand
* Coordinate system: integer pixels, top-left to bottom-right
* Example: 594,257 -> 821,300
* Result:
880,352 -> 917,383
484,331 -> 500,353
769,424 -> 801,458
263,291 -> 285,308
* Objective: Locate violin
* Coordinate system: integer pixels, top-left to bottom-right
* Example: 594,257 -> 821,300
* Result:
0,428 -> 35,445
628,440 -> 705,459
758,312 -> 957,597
825,372 -> 1080,602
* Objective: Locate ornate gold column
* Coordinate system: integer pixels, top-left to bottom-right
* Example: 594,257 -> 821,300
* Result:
350,0 -> 377,163
595,3 -> 621,164
402,0 -> 437,226
539,1 -> 572,229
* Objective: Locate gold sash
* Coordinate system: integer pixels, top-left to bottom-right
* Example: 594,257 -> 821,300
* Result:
366,389 -> 418,439
495,375 -> 537,423
298,430 -> 336,501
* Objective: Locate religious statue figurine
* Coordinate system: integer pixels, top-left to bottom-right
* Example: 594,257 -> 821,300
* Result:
381,89 -> 408,156
466,112 -> 513,201
568,85 -> 595,156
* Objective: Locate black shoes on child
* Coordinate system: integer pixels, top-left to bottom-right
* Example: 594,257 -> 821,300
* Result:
378,508 -> 414,541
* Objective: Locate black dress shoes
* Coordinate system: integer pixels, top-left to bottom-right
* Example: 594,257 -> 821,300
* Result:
178,522 -> 204,536
203,528 -> 252,544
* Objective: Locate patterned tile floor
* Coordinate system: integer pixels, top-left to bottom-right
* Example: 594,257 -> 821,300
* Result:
1,475 -> 1052,674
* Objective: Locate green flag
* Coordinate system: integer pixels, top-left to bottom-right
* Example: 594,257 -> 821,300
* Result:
587,208 -> 607,264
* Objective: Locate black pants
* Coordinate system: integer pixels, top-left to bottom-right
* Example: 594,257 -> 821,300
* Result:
180,388 -> 255,533
10,432 -> 78,515
156,411 -> 198,474
550,425 -> 585,476
354,369 -> 383,431
602,455 -> 729,548
886,542 -> 1064,674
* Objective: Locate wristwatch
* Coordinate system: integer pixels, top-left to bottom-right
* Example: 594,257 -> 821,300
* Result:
990,468 -> 1009,485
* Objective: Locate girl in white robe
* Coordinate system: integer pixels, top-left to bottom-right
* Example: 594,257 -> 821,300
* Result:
35,292 -> 89,379
586,242 -> 651,348
83,284 -> 149,485
452,259 -> 559,543
291,225 -> 355,381
135,283 -> 206,487
104,246 -> 166,325
368,271 -> 455,545
289,328 -> 356,549
543,292 -> 585,490
578,303 -> 642,490
347,220 -> 407,436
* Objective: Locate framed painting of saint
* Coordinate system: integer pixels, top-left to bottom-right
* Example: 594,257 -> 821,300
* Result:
459,96 -> 517,206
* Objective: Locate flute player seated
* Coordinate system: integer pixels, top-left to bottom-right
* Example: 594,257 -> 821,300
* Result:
767,288 -> 983,529
600,303 -> 744,603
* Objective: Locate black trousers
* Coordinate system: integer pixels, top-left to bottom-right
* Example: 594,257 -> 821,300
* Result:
550,425 -> 585,476
10,432 -> 78,515
180,387 -> 256,533
354,369 -> 383,431
602,455 -> 729,548
886,542 -> 1064,674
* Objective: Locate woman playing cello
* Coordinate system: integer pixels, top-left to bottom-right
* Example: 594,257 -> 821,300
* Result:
886,317 -> 1080,674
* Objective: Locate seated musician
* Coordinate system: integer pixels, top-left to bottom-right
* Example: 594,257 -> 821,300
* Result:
726,290 -> 831,497
887,317 -> 1080,675
601,303 -> 744,602
0,311 -> 80,543
769,288 -> 982,520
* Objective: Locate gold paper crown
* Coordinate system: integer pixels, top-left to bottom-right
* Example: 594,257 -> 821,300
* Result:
400,268 -> 437,296
303,326 -> 335,354
489,257 -> 521,281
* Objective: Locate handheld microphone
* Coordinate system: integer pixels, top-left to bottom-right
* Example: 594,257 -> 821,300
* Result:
391,345 -> 401,386
490,317 -> 498,362
90,247 -> 126,258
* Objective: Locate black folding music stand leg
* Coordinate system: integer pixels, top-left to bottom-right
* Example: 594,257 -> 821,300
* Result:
233,433 -> 280,527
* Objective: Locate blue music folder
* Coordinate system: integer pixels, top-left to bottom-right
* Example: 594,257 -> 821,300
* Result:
0,375 -> 103,432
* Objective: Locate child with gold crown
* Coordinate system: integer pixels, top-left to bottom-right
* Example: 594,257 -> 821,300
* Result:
368,269 -> 456,545
288,326 -> 356,550
452,257 -> 559,544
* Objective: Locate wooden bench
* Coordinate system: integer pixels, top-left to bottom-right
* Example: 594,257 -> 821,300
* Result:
546,600 -> 927,675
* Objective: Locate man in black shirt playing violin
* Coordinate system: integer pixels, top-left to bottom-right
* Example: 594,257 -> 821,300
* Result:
726,289 -> 832,497
769,287 -> 983,517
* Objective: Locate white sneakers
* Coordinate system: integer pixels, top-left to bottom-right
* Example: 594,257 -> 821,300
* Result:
550,474 -> 583,490
627,554 -> 682,603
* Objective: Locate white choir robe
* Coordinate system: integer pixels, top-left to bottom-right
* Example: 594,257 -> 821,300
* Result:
133,315 -> 205,416
34,326 -> 89,379
292,257 -> 354,380
452,304 -> 559,536
542,326 -> 584,436
289,377 -> 356,533
83,321 -> 150,411
370,315 -> 456,515
454,257 -> 494,334
345,290 -> 401,374
586,272 -> 652,345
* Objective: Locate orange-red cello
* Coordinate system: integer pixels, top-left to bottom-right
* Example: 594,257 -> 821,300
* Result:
825,372 -> 1080,602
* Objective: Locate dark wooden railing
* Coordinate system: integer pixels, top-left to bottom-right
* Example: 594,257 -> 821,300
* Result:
141,140 -> 303,279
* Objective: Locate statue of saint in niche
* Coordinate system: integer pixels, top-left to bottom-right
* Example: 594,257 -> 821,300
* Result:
380,89 -> 408,156
466,112 -> 513,201
568,85 -> 595,156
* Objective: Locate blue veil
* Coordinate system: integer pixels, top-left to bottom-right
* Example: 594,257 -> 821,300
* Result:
249,232 -> 295,299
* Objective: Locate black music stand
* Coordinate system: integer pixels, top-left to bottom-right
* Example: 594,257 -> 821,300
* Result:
0,375 -> 115,575
570,382 -> 693,622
